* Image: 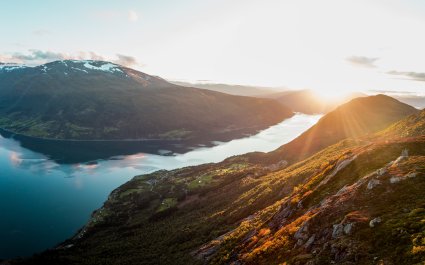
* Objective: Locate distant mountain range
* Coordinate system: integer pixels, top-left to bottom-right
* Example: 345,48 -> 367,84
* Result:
261,89 -> 368,114
170,81 -> 282,97
13,95 -> 425,265
176,82 -> 425,114
0,60 -> 293,142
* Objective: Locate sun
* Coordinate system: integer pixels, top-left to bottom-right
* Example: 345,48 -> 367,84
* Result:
311,88 -> 354,103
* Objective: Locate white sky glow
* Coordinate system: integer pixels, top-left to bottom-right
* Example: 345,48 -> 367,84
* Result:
1,0 -> 424,96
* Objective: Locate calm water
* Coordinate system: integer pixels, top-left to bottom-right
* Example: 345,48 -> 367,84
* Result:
0,114 -> 321,259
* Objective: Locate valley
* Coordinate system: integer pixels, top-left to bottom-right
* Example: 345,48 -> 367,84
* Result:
9,96 -> 424,265
0,114 -> 320,259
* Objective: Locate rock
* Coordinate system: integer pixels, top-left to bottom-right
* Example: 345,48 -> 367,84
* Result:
294,222 -> 309,240
344,223 -> 354,235
369,217 -> 382,228
297,239 -> 304,246
406,172 -> 417,178
332,224 -> 344,238
390,176 -> 401,184
266,160 -> 288,171
367,179 -> 381,190
377,168 -> 387,176
336,185 -> 348,195
401,149 -> 409,157
304,234 -> 316,249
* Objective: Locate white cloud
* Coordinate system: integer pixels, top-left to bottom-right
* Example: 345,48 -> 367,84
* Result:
0,50 -> 141,68
346,56 -> 379,68
128,10 -> 139,22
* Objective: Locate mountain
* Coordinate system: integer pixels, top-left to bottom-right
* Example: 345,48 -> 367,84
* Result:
263,89 -> 367,114
392,95 -> 425,109
267,94 -> 418,163
170,81 -> 282,97
0,60 -> 293,142
379,108 -> 425,138
10,95 -> 424,265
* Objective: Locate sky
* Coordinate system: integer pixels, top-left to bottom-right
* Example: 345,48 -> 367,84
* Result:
1,0 -> 425,96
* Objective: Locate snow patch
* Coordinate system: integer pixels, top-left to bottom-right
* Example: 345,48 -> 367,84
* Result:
0,65 -> 28,72
71,67 -> 88,73
83,62 -> 123,73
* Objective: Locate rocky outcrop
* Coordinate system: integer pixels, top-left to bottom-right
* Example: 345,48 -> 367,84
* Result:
367,178 -> 381,190
369,217 -> 382,228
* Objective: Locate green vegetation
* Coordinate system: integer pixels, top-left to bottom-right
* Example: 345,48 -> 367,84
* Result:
0,60 -> 293,142
158,129 -> 193,140
157,198 -> 178,212
10,97 -> 425,265
380,109 -> 425,138
269,94 -> 418,163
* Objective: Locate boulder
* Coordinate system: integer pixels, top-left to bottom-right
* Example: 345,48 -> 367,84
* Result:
369,217 -> 382,228
332,224 -> 344,238
343,223 -> 354,235
367,179 -> 381,190
377,168 -> 387,176
390,176 -> 401,184
304,234 -> 316,249
406,172 -> 417,178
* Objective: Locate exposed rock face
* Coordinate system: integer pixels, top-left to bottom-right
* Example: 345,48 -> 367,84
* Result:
266,160 -> 288,171
377,168 -> 387,176
304,234 -> 316,249
369,217 -> 382,228
294,222 -> 310,242
320,156 -> 358,186
401,148 -> 409,157
332,224 -> 344,238
343,223 -> 354,235
392,149 -> 409,166
367,179 -> 381,190
390,176 -> 401,184
406,172 -> 417,178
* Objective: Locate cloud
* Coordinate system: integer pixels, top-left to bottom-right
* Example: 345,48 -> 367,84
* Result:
74,51 -> 105,61
369,89 -> 416,95
12,50 -> 67,61
128,10 -> 139,22
387,71 -> 425,82
2,50 -> 107,64
346,56 -> 379,68
0,54 -> 12,63
114,54 -> 139,67
0,50 -> 140,68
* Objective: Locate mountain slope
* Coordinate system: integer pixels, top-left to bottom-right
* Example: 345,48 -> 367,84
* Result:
379,108 -> 425,138
263,89 -> 367,114
268,95 -> 418,163
170,81 -> 281,97
10,95 -> 424,265
11,106 -> 425,265
0,60 -> 293,141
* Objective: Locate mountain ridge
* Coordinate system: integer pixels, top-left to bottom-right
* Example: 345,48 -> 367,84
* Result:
0,60 -> 293,143
9,95 -> 424,265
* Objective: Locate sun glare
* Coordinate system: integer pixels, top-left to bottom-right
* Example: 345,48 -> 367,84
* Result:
311,88 -> 354,103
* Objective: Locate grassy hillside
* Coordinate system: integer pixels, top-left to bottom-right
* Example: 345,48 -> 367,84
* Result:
268,95 -> 418,163
10,98 -> 424,265
0,60 -> 292,142
379,109 -> 425,138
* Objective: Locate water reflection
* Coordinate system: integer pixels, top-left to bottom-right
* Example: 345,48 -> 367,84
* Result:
0,114 -> 321,259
